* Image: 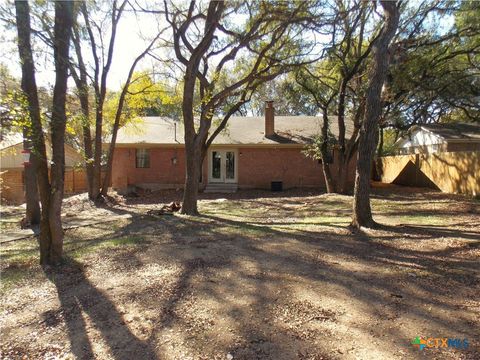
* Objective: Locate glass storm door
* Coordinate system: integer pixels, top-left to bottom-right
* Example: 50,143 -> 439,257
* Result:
211,151 -> 222,182
224,151 -> 236,183
209,150 -> 237,183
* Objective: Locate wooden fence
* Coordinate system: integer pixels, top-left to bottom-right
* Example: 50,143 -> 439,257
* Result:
377,151 -> 480,196
1,168 -> 109,204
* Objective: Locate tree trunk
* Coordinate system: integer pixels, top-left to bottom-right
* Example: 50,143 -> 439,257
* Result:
15,0 -> 74,265
81,1 -> 127,202
352,0 -> 400,229
82,115 -> 95,199
74,77 -> 94,199
92,114 -> 103,200
337,157 -> 349,194
320,109 -> 336,193
321,161 -> 335,193
48,0 -> 74,263
15,0 -> 51,263
374,126 -> 384,181
377,126 -> 384,157
22,127 -> 40,225
71,26 -> 94,199
181,142 -> 202,215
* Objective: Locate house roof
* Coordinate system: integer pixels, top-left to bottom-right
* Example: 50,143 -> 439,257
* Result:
419,123 -> 480,141
0,132 -> 83,167
0,133 -> 24,151
113,116 -> 355,146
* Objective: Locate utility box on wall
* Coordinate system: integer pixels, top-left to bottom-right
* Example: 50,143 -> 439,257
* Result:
271,181 -> 283,192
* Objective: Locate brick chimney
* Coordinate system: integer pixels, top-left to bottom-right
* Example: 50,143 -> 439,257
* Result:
265,100 -> 275,137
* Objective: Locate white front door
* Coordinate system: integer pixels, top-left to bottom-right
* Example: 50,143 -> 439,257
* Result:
208,149 -> 237,183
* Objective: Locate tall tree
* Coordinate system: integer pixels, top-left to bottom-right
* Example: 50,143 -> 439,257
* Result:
296,0 -> 378,194
351,0 -> 400,228
69,1 -> 164,200
15,0 -> 74,264
374,0 -> 480,153
80,0 -> 127,200
100,32 -> 164,196
163,0 -> 317,214
69,17 -> 95,198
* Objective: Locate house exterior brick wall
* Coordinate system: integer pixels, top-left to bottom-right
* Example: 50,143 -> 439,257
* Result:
111,147 -> 209,192
237,147 -> 324,189
237,147 -> 356,190
111,145 -> 357,192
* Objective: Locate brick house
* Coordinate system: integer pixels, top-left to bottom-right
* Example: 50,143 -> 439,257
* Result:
109,102 -> 356,193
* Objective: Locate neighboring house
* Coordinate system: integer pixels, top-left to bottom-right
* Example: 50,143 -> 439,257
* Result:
108,102 -> 357,194
0,133 -> 84,203
395,123 -> 480,155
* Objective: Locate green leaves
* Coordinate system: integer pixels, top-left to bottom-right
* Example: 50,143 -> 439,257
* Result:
302,132 -> 337,162
102,72 -> 183,130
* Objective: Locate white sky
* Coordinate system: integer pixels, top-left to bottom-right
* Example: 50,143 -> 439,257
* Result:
0,1 -> 456,92
0,2 -> 160,91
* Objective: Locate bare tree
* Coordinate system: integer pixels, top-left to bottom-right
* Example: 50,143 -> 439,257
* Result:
70,19 -> 95,199
69,1 -> 165,200
296,0 -> 379,194
15,0 -> 75,264
352,0 -> 400,228
100,31 -> 165,196
80,0 -> 127,201
162,0 -> 317,214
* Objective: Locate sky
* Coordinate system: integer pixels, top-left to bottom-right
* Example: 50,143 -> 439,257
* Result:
0,0 -> 456,93
0,1 -> 160,91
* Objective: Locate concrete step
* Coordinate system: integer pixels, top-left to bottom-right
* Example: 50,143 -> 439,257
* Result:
204,183 -> 238,193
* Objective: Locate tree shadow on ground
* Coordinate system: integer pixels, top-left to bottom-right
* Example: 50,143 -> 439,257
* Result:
44,258 -> 158,360
102,209 -> 479,359
7,188 -> 477,359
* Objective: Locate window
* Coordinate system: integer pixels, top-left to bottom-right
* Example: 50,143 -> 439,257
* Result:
136,149 -> 150,168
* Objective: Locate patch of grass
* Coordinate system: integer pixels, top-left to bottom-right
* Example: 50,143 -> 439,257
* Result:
0,222 -> 20,232
0,235 -> 146,291
70,235 -> 145,259
108,236 -> 144,246
201,206 -> 250,219
0,263 -> 40,295
0,239 -> 39,265
392,213 -> 450,226
1,270 -> 26,295
221,222 -> 274,236
277,219 -> 350,231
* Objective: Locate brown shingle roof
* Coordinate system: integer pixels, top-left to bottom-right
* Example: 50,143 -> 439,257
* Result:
113,116 -> 354,146
420,123 -> 480,141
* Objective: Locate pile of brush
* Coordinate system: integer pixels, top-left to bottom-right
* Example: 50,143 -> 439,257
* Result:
147,201 -> 182,216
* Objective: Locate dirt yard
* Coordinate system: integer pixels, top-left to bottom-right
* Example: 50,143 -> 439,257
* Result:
1,185 -> 479,360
